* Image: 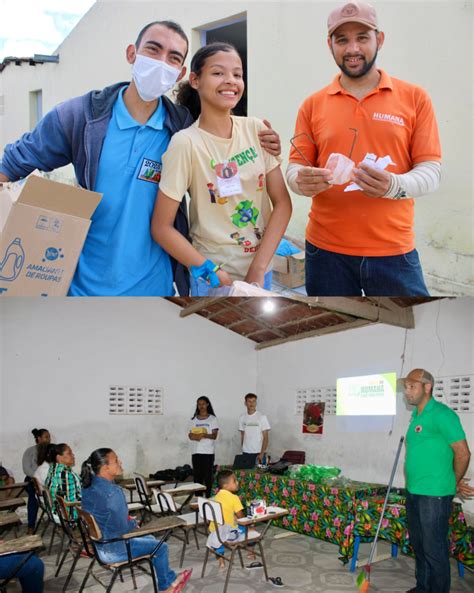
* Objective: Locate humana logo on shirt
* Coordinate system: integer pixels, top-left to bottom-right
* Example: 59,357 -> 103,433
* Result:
372,112 -> 405,126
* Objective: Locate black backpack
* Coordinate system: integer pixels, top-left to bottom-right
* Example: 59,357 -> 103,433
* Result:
268,459 -> 292,475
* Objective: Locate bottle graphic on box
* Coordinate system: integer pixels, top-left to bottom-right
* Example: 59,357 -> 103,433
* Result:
0,237 -> 25,281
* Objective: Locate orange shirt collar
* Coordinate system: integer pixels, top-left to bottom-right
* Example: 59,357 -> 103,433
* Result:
327,69 -> 393,95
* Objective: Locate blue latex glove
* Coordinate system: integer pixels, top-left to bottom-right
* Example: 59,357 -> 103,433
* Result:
190,259 -> 221,288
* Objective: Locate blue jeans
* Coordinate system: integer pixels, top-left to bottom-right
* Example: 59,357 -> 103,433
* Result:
0,553 -> 44,593
406,493 -> 453,593
190,271 -> 273,296
98,537 -> 176,591
25,478 -> 39,529
305,241 -> 430,296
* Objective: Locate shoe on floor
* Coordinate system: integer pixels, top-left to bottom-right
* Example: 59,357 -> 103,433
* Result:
246,561 -> 263,570
269,576 -> 284,587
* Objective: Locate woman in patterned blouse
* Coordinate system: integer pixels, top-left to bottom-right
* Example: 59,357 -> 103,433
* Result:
44,443 -> 81,521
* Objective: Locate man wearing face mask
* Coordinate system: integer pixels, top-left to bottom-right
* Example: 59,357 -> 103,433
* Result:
0,21 -> 281,296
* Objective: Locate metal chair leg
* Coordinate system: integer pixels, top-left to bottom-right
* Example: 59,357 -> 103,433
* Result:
56,530 -> 66,565
79,558 -> 95,593
193,527 -> 200,549
48,524 -> 57,554
130,565 -> 137,590
179,538 -> 187,568
223,548 -> 236,593
106,569 -> 119,593
34,509 -> 45,535
237,547 -> 244,568
40,517 -> 50,538
149,559 -> 159,593
62,547 -> 82,593
257,541 -> 269,581
201,547 -> 210,578
55,544 -> 70,577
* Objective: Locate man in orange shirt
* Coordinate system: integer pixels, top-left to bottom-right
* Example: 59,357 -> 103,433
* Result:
287,1 -> 442,296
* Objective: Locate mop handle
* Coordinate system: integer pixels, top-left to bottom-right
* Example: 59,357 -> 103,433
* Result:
367,436 -> 405,567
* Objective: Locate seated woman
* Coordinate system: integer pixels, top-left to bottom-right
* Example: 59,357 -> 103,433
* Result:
81,449 -> 192,593
22,428 -> 50,534
44,443 -> 81,521
0,543 -> 44,593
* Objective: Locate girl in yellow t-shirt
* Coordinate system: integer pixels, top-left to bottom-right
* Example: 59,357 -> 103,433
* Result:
151,42 -> 292,295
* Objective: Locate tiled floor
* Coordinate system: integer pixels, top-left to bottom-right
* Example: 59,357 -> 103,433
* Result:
28,527 -> 473,593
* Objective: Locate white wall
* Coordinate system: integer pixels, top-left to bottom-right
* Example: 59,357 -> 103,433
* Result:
256,297 -> 474,515
0,0 -> 472,294
0,298 -> 257,479
1,297 -> 472,518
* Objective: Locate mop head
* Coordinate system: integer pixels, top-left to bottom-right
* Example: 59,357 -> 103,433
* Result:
356,566 -> 370,592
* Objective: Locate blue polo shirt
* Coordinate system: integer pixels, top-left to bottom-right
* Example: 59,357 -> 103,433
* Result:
69,87 -> 173,296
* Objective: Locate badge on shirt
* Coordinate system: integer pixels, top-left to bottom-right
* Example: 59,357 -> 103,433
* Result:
414,425 -> 423,433
138,158 -> 162,183
215,161 -> 243,197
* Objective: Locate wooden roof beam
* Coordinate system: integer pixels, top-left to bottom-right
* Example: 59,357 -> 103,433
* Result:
179,297 -> 224,318
255,319 -> 372,350
288,296 -> 414,329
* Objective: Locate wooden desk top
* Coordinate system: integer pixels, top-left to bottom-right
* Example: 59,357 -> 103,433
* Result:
0,498 -> 25,510
0,513 -> 21,527
237,506 -> 288,526
124,516 -> 185,538
0,482 -> 27,492
162,483 -> 206,496
122,480 -> 165,492
0,535 -> 43,555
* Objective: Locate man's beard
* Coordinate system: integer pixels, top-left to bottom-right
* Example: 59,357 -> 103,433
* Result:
338,49 -> 378,79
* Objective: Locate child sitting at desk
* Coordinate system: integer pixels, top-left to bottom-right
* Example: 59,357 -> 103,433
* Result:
207,470 -> 256,568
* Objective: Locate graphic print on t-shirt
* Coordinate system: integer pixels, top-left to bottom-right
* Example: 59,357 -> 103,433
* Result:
231,200 -> 259,228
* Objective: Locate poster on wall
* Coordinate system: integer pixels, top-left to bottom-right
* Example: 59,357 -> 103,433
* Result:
302,402 -> 325,434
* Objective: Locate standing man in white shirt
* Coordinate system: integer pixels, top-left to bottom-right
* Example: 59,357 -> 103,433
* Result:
239,393 -> 271,466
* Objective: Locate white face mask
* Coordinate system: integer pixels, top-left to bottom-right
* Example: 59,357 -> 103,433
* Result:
132,53 -> 181,102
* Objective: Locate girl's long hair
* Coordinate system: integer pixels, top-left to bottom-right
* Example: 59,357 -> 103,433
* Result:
175,42 -> 239,121
192,396 -> 216,419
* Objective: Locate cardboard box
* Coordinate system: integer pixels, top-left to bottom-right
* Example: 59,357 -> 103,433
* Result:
0,176 -> 101,296
272,237 -> 305,288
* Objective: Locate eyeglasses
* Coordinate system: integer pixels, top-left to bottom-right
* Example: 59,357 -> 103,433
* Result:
289,128 -> 359,165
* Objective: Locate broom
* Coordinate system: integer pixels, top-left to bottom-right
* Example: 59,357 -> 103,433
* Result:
356,436 -> 405,592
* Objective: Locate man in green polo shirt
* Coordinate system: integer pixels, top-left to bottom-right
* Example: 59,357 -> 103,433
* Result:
401,368 -> 472,593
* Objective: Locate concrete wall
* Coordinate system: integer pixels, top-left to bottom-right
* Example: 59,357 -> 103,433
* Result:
0,0 -> 472,294
0,297 -> 472,513
0,297 -> 257,479
256,297 -> 474,515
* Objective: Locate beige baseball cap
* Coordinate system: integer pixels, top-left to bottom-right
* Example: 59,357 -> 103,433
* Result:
328,2 -> 378,36
398,369 -> 435,387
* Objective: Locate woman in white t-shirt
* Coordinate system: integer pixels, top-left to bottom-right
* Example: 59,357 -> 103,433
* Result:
188,397 -> 219,497
151,42 -> 292,296
33,443 -> 52,488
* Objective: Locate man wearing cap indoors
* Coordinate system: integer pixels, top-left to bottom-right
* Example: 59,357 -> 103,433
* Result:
401,369 -> 473,593
287,2 -> 442,297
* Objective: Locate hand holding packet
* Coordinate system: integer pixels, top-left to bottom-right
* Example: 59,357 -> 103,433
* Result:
324,153 -> 355,185
345,153 -> 396,192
